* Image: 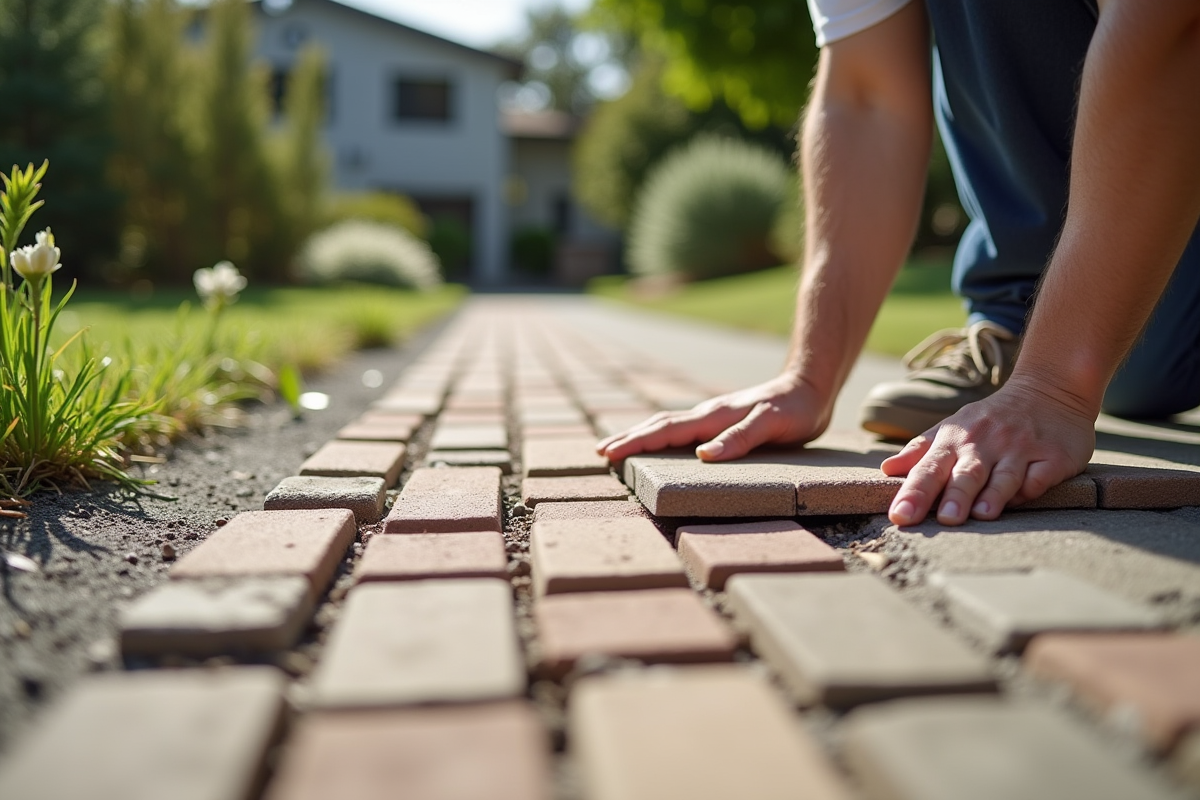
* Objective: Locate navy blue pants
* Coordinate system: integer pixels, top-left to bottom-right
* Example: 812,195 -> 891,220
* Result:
928,0 -> 1200,417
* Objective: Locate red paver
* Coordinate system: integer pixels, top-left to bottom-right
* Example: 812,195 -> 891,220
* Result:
171,509 -> 356,597
535,588 -> 738,677
530,517 -> 687,596
676,520 -> 845,590
1086,456 -> 1200,509
1026,632 -> 1200,751
299,441 -> 406,486
337,420 -> 417,442
429,423 -> 509,451
355,531 -> 508,583
384,466 -> 502,533
264,702 -> 552,800
522,424 -> 596,439
522,474 -> 629,507
532,500 -> 651,523
523,437 -> 610,478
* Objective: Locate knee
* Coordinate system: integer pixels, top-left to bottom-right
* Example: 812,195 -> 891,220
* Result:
1102,366 -> 1200,419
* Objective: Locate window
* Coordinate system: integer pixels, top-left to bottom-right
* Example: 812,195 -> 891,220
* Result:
393,78 -> 452,122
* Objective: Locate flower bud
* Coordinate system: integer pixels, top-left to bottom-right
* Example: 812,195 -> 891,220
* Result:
11,228 -> 62,283
193,260 -> 247,308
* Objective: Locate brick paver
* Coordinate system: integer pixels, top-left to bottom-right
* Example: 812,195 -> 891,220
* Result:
0,667 -> 285,800
120,576 -> 313,657
299,441 -> 406,486
932,570 -> 1162,653
371,392 -> 442,415
1086,450 -> 1200,508
519,408 -> 588,427
424,449 -> 513,472
171,509 -> 356,597
521,474 -> 629,507
522,437 -> 610,477
843,697 -> 1178,800
521,423 -> 596,438
727,573 -> 995,706
570,666 -> 852,800
384,466 -> 502,533
355,531 -> 507,583
535,588 -> 738,676
337,419 -> 417,442
438,410 -> 506,425
530,517 -> 687,596
264,475 -> 387,522
531,500 -> 651,523
264,702 -> 552,800
676,520 -> 845,590
429,422 -> 509,451
1025,632 -> 1200,751
355,410 -> 424,428
308,579 -> 524,708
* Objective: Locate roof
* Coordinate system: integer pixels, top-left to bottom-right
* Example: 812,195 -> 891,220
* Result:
502,110 -> 582,141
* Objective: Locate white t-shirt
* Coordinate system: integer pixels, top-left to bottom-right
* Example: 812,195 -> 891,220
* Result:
806,0 -> 913,46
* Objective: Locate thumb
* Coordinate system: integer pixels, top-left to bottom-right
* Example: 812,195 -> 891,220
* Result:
880,433 -> 934,476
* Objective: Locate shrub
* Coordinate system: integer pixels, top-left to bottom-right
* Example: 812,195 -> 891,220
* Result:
324,191 -> 428,239
627,136 -> 797,280
297,220 -> 442,289
426,216 -> 471,280
511,226 -> 556,275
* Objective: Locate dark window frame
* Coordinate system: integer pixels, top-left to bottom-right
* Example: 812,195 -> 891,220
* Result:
390,75 -> 455,124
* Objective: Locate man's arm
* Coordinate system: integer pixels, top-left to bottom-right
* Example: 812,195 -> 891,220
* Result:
883,0 -> 1200,526
597,1 -> 932,462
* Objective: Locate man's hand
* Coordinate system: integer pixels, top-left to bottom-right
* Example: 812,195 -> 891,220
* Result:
596,374 -> 831,463
880,379 -> 1096,526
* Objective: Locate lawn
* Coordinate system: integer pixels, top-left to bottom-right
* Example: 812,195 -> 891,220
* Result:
589,254 -> 966,358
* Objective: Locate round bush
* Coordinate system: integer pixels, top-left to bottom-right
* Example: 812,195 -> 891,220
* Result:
324,192 -> 428,239
628,136 -> 797,280
297,220 -> 442,289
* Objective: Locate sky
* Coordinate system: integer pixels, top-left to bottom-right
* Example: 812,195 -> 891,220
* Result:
340,0 -> 593,49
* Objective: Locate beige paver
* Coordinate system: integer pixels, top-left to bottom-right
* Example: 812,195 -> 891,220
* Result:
1086,449 -> 1200,509
438,410 -> 506,425
429,423 -> 508,451
523,437 -> 610,477
522,424 -> 596,438
520,408 -> 588,427
264,702 -> 552,800
1026,632 -> 1200,752
120,577 -> 313,657
424,449 -> 513,473
531,500 -> 651,523
264,475 -> 387,522
371,392 -> 442,415
0,667 -> 285,800
535,588 -> 738,676
355,531 -> 507,583
299,441 -> 406,486
531,517 -> 687,596
727,572 -> 995,706
355,411 -> 424,428
570,666 -> 852,800
522,474 -> 629,507
308,579 -> 524,709
384,466 -> 502,533
337,419 -> 417,442
171,509 -> 356,597
842,697 -> 1179,800
676,520 -> 844,590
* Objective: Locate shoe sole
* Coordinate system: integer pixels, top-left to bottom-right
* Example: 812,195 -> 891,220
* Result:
859,402 -> 950,442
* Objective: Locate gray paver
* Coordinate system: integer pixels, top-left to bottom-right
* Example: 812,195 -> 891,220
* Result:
531,500 -> 651,523
308,579 -> 524,709
424,449 -> 514,473
628,451 -> 797,517
931,569 -> 1163,653
676,520 -> 844,590
726,573 -> 995,706
429,423 -> 509,451
523,437 -> 610,478
264,475 -> 387,522
384,466 -> 502,533
299,441 -> 406,486
842,697 -> 1180,800
120,577 -> 313,657
530,517 -> 687,596
355,531 -> 508,583
0,667 -> 285,800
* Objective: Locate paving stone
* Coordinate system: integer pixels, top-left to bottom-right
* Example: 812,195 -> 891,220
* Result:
354,410 -> 424,428
520,408 -> 587,426
0,667 -> 285,800
535,588 -> 738,677
531,500 -> 651,523
424,449 -> 513,473
530,517 -> 687,596
355,531 -> 508,583
171,509 -> 356,598
523,437 -> 613,478
842,696 -> 1179,800
1086,449 -> 1200,509
726,573 -> 995,706
263,702 -> 552,800
570,666 -> 852,800
676,520 -> 845,590
594,412 -> 655,438
299,441 -> 406,486
308,579 -> 524,709
437,409 -> 506,425
384,466 -> 502,533
120,577 -> 313,657
522,474 -> 629,507
444,395 -> 506,412
521,423 -> 596,438
1017,473 -> 1099,510
263,475 -> 387,522
429,423 -> 509,451
337,420 -> 417,442
931,569 -> 1163,653
371,392 -> 442,415
1026,632 -> 1200,751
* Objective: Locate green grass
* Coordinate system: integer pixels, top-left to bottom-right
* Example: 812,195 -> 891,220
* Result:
589,255 -> 965,357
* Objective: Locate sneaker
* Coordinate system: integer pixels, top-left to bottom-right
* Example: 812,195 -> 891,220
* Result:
859,320 -> 1020,440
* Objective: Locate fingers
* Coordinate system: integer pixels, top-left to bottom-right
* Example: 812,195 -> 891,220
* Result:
888,437 -> 954,526
969,457 -> 1026,519
695,403 -> 781,461
597,407 -> 744,462
880,434 -> 933,477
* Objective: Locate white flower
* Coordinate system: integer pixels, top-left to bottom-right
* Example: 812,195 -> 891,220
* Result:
193,260 -> 247,307
10,228 -> 62,282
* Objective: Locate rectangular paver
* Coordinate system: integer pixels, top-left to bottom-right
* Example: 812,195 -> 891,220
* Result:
522,474 -> 629,507
0,667 -> 285,800
299,441 -> 406,486
355,531 -> 508,583
264,702 -> 552,800
371,392 -> 442,415
264,475 -> 387,522
424,449 -> 513,473
171,509 -> 356,598
676,520 -> 845,590
532,500 -> 651,523
1086,449 -> 1200,509
384,466 -> 502,533
120,577 -> 313,657
523,437 -> 610,478
337,419 -> 417,442
521,424 -> 596,439
842,697 -> 1179,800
531,517 -> 687,596
520,408 -> 587,427
931,569 -> 1163,653
308,579 -> 524,709
727,573 -> 995,706
570,666 -> 852,800
429,423 -> 509,451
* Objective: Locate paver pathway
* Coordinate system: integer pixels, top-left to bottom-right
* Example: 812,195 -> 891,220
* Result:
2,295 -> 1198,799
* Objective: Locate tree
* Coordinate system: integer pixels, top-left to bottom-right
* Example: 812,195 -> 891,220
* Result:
276,44 -> 328,257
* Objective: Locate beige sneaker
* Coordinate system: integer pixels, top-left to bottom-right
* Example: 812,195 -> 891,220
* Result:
860,320 -> 1020,440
